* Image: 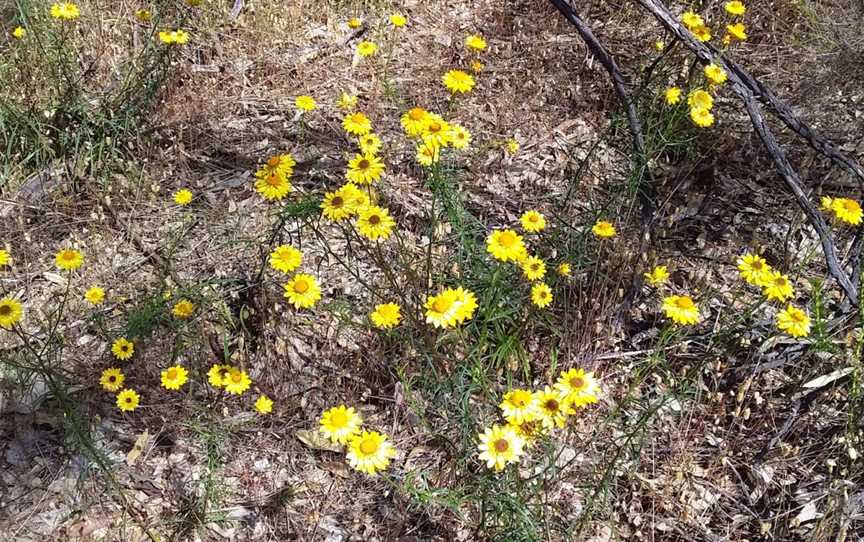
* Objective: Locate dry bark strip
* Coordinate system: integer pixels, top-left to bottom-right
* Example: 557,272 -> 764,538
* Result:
547,0 -> 657,320
630,0 -> 860,303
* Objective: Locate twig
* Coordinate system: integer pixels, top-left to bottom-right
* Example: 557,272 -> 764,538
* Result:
633,0 -> 859,304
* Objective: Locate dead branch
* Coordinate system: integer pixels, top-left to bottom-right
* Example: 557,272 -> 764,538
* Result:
632,0 -> 859,304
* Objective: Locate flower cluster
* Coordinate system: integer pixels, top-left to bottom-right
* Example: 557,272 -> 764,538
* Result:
319,405 -> 396,475
736,253 -> 810,337
477,368 -> 599,471
255,153 -> 295,201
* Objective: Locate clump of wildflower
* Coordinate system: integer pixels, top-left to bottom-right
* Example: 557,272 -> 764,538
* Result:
160,365 -> 189,390
777,305 -> 810,337
346,431 -> 396,475
661,295 -> 700,325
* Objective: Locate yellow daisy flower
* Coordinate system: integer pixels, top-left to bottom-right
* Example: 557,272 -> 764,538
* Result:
465,34 -> 487,51
477,424 -> 525,471
520,210 -> 546,233
111,338 -> 135,360
158,29 -> 189,44
531,283 -> 553,308
763,271 -> 795,302
831,198 -> 863,225
424,287 -> 477,328
346,153 -> 385,185
370,303 -> 401,329
295,95 -> 317,111
535,386 -> 574,429
737,253 -> 772,286
357,206 -> 396,241
50,2 -> 80,20
681,11 -> 704,29
0,249 -> 10,267
321,190 -> 352,222
224,368 -> 252,395
421,116 -> 452,147
442,70 -> 476,94
55,248 -> 84,271
357,41 -> 377,57
100,368 -> 124,392
692,24 -> 712,42
0,298 -> 23,328
254,172 -> 293,201
343,112 -> 372,136
448,124 -> 472,150
84,286 -> 105,305
401,107 -> 429,137
283,274 -> 322,309
256,154 -> 296,180
390,13 -> 407,27
116,389 -> 140,412
134,9 -> 151,22
269,245 -> 303,273
339,183 -> 371,213
500,388 -> 540,424
726,23 -> 747,41
644,265 -> 669,286
337,91 -> 358,111
557,262 -> 572,277
160,365 -> 189,390
690,107 -> 715,128
171,299 -> 195,319
661,295 -> 700,325
654,40 -> 665,52
505,138 -> 520,155
688,89 -> 714,110
704,64 -> 728,85
521,255 -> 546,281
12,26 -> 26,39
725,1 -> 746,16
255,395 -> 273,414
777,305 -> 810,338
346,430 -> 396,475
347,17 -> 362,29
555,368 -> 600,407
486,229 -> 526,262
319,405 -> 363,444
451,287 -> 478,325
416,140 -> 441,167
358,133 -> 382,155
207,364 -> 230,388
591,220 -> 616,238
173,189 -> 193,206
665,87 -> 682,105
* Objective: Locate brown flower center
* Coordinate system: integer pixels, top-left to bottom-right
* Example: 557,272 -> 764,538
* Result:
167,369 -> 178,380
570,377 -> 584,389
231,373 -> 242,383
358,159 -> 370,170
293,280 -> 309,294
494,439 -> 509,453
359,439 -> 378,455
331,196 -> 344,208
267,156 -> 281,168
545,399 -> 559,411
368,214 -> 381,225
265,174 -> 282,187
408,108 -> 425,120
0,305 -> 11,316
